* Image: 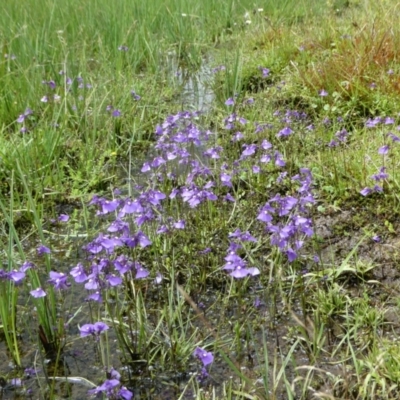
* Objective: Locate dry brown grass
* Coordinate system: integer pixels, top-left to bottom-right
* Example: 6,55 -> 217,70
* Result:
294,10 -> 400,102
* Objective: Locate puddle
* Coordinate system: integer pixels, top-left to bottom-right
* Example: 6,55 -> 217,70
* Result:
117,56 -> 216,196
175,62 -> 215,112
165,53 -> 215,112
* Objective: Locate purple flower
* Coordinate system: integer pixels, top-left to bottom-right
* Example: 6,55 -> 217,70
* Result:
9,378 -> 22,387
135,263 -> 150,279
259,67 -> 270,78
30,287 -> 46,298
225,98 -> 235,106
255,123 -> 273,133
323,117 -> 331,126
20,261 -> 34,272
319,89 -> 328,97
260,153 -> 271,163
241,144 -> 257,157
257,203 -> 274,222
371,166 -> 388,181
42,80 -> 56,90
277,126 -> 293,138
130,90 -> 141,100
232,131 -> 244,141
229,229 -> 257,242
360,187 -> 372,196
98,235 -> 124,253
70,263 -> 88,283
230,266 -> 260,278
228,266 -> 247,278
100,199 -> 119,214
123,231 -> 152,248
79,321 -> 109,337
106,274 -> 123,287
274,151 -> 286,167
224,193 -> 235,202
9,270 -> 25,283
16,108 -> 33,123
203,146 -> 222,159
335,129 -> 349,142
366,117 -> 382,128
378,145 -> 389,155
388,133 -> 400,142
261,139 -> 273,150
24,367 -> 37,378
109,368 -> 121,380
88,377 -> 133,399
108,218 -> 129,233
58,214 -> 69,222
173,220 -> 186,229
372,235 -> 381,243
328,139 -> 338,147
48,271 -> 69,290
112,109 -> 121,117
119,386 -> 133,400
199,247 -> 211,255
220,173 -> 232,187
37,245 -> 51,255
194,347 -> 214,366
87,291 -> 102,302
157,225 -> 169,234
223,249 -> 260,278
88,379 -> 120,395
285,248 -> 297,262
121,199 -> 143,215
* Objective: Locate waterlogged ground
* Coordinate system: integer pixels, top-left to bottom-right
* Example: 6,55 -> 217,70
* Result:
4,1 -> 400,399
4,209 -> 400,400
4,103 -> 400,400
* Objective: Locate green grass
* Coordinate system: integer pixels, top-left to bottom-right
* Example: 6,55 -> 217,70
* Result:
3,0 -> 400,399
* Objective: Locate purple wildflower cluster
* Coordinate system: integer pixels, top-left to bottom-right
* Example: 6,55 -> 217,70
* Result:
360,121 -> 400,196
327,128 -> 350,147
257,168 -> 315,262
140,111 -> 220,209
135,107 -> 318,275
194,347 -> 214,381
223,230 -> 260,278
79,321 -> 109,338
16,73 -> 91,132
88,368 -> 132,399
16,107 -> 33,133
0,261 -> 32,284
0,252 -> 72,299
16,69 -> 141,134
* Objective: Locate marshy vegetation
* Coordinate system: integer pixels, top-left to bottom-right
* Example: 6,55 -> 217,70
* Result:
2,0 -> 400,399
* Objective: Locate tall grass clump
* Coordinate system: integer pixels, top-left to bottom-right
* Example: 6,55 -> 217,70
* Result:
4,0 -> 400,399
1,0 -> 292,214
